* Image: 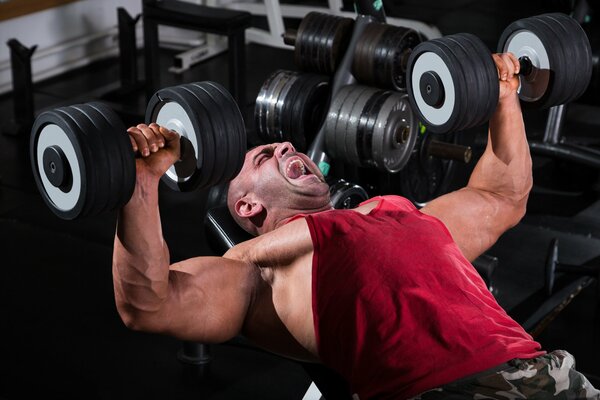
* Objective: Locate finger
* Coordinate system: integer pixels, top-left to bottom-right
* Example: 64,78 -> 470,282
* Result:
137,124 -> 161,153
501,53 -> 516,78
148,123 -> 167,148
492,53 -> 509,81
129,135 -> 138,153
507,52 -> 520,74
127,127 -> 150,157
157,125 -> 180,144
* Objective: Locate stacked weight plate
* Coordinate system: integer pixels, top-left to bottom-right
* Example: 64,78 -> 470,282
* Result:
146,81 -> 246,191
352,22 -> 422,90
294,12 -> 354,75
324,85 -> 418,173
30,103 -> 135,220
255,70 -> 329,150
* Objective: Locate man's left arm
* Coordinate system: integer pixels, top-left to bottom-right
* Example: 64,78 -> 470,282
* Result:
421,53 -> 532,261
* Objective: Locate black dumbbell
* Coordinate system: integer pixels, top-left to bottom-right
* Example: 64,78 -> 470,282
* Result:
407,13 -> 593,133
30,81 -> 246,220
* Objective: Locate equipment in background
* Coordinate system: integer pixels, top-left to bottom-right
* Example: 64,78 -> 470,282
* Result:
324,86 -> 418,173
328,178 -> 369,209
545,238 -> 600,296
407,13 -> 592,133
30,82 -> 246,220
254,70 -> 329,151
283,12 -> 354,76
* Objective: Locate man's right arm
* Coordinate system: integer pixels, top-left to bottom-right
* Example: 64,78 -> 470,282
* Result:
112,124 -> 259,342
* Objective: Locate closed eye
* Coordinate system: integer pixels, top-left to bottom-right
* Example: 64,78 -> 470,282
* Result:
254,147 -> 274,166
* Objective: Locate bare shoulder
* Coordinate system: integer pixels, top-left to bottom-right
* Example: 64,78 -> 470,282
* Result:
225,217 -> 314,267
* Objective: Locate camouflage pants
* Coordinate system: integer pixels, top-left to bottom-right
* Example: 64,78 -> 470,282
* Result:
411,350 -> 600,399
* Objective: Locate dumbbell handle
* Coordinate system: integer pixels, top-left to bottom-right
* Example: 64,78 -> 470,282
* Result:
518,56 -> 533,77
427,140 -> 472,163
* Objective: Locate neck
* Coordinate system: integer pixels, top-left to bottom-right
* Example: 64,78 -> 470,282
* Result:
258,203 -> 334,235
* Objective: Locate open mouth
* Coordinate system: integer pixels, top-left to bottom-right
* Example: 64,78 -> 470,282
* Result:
286,158 -> 309,179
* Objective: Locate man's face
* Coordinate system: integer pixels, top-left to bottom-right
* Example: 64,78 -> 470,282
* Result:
229,142 -> 331,230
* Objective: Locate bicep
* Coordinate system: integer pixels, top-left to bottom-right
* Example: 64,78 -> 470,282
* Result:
421,187 -> 519,261
159,256 -> 260,343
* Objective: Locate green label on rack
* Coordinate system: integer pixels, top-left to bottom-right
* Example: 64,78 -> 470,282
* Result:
318,161 -> 330,176
373,0 -> 383,11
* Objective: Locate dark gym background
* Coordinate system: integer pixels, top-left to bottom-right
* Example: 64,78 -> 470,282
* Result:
1,0 -> 599,399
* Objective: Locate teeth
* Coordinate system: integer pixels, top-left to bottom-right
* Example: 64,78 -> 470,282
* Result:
287,159 -> 307,178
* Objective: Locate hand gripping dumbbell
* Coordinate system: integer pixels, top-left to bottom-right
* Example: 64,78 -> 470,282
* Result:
30,81 -> 246,220
406,13 -> 593,133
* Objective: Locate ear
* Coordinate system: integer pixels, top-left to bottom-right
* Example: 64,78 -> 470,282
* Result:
234,195 -> 264,219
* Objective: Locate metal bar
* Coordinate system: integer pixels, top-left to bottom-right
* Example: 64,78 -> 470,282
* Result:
117,7 -> 140,90
6,38 -> 36,136
529,141 -> 600,169
542,104 -> 566,145
427,140 -> 472,163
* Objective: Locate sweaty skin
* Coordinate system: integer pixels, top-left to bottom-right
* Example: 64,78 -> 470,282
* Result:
112,53 -> 529,362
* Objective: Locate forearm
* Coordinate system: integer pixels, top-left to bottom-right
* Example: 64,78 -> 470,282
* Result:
468,94 -> 532,205
112,171 -> 170,325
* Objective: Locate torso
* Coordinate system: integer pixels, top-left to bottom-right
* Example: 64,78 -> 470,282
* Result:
224,200 -> 379,362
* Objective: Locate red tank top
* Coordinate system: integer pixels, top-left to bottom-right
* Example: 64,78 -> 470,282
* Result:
304,195 -> 543,399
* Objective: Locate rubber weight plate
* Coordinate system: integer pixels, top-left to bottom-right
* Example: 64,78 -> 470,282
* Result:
498,13 -> 592,108
324,84 -> 354,159
407,33 -> 497,133
295,12 -> 353,74
31,106 -> 91,219
146,84 -> 213,191
84,102 -> 135,212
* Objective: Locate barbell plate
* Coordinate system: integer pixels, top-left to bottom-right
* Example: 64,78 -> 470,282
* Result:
328,17 -> 353,73
255,69 -> 287,141
334,85 -> 357,164
86,102 -> 136,212
358,89 -> 392,168
371,93 -> 418,173
276,72 -> 303,143
324,84 -> 352,159
30,110 -> 86,219
344,85 -> 374,166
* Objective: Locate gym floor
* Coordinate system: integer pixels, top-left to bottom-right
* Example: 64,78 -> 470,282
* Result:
1,4 -> 600,400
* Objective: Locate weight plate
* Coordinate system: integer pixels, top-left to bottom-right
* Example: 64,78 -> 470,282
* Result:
180,84 -> 228,187
328,17 -> 353,73
498,13 -> 592,108
83,102 -> 134,213
286,74 -> 329,150
87,102 -> 135,211
146,86 -> 212,191
389,27 -> 422,91
500,29 -> 551,103
203,81 -> 246,181
358,89 -> 392,168
324,84 -> 352,159
343,85 -> 373,166
255,69 -> 286,141
30,110 -> 86,219
276,73 -> 302,142
407,39 -> 458,132
69,105 -> 114,214
372,93 -> 418,173
457,34 -> 498,129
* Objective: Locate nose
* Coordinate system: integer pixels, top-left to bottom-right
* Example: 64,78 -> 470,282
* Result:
275,142 -> 295,159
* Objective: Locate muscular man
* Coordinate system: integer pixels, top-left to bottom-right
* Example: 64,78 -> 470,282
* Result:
113,54 -> 599,399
